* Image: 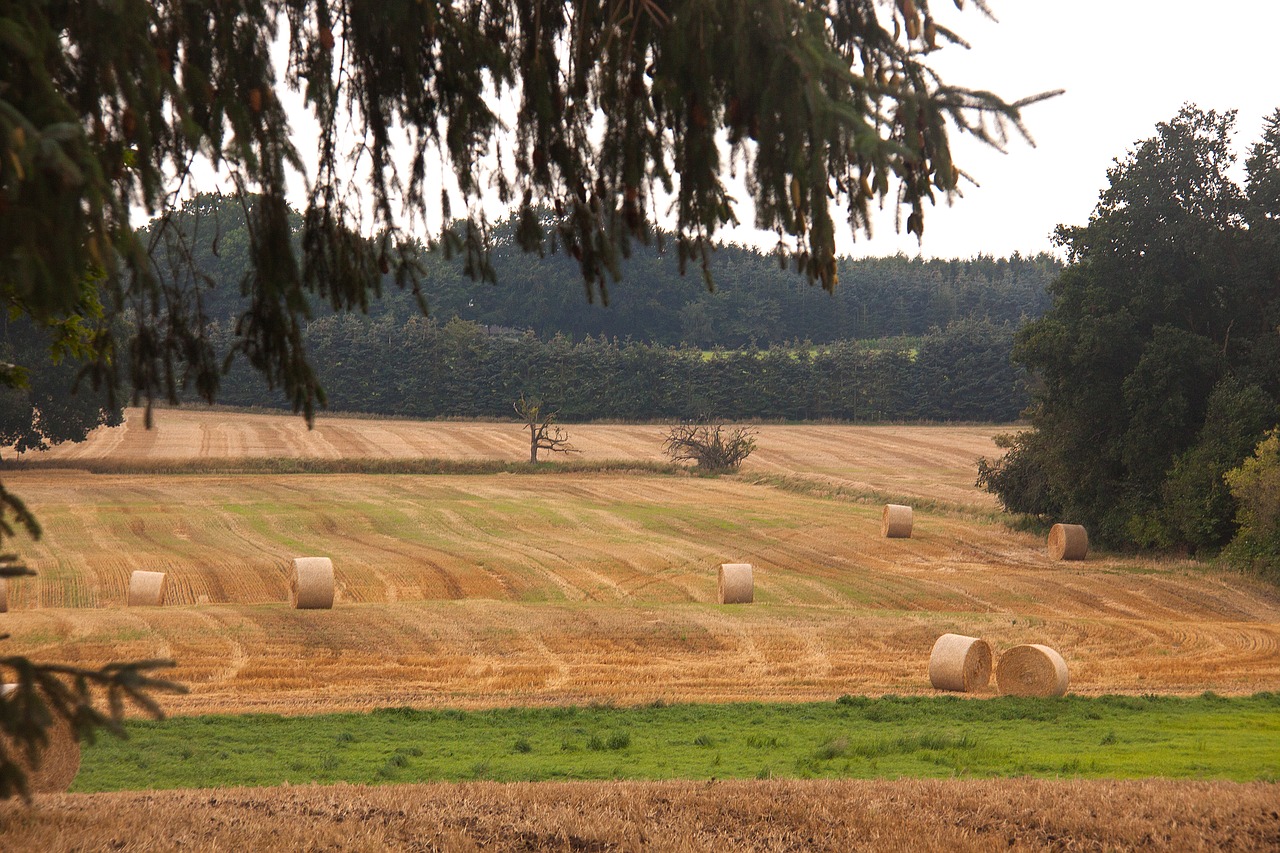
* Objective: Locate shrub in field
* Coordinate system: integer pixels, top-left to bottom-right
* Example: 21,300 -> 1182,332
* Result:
663,424 -> 757,472
1225,429 -> 1280,583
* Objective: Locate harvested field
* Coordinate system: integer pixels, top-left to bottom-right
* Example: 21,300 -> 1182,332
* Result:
3,409 -> 1279,847
16,407 -> 1004,509
2,778 -> 1277,852
1,411 -> 1278,714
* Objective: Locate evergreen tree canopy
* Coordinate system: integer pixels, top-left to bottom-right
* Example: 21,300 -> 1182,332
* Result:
978,105 -> 1280,552
2,0 -> 1053,428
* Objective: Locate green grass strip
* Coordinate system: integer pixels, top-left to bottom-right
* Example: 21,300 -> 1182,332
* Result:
73,693 -> 1280,792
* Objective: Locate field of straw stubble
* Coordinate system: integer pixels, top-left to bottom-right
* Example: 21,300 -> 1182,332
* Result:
2,408 -> 1278,849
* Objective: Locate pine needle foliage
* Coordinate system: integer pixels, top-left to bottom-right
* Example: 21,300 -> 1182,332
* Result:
1,0 -> 1054,424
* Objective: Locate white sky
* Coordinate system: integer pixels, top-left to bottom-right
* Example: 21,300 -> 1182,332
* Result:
810,0 -> 1280,260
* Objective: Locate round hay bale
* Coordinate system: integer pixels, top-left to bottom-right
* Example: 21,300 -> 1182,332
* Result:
1047,523 -> 1088,560
0,684 -> 82,794
718,563 -> 754,604
126,570 -> 168,607
928,633 -> 993,692
291,557 -> 335,609
995,644 -> 1069,697
881,504 -> 913,538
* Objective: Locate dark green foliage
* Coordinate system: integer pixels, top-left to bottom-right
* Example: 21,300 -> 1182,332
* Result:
979,106 -> 1280,550
914,318 -> 1024,422
0,316 -> 124,455
205,317 -> 1028,423
170,198 -> 1059,348
1160,381 -> 1277,552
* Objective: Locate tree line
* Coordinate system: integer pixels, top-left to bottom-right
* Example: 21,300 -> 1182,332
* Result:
979,106 -> 1280,570
145,192 -> 1054,348
207,314 -> 1027,423
145,193 -> 1059,349
411,224 -> 1058,348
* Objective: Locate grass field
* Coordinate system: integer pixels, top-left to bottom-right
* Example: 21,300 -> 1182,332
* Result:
2,408 -> 1279,850
74,694 -> 1280,792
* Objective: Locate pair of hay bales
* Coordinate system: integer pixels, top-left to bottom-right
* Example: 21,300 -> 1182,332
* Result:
718,502 -> 913,604
882,505 -> 1088,560
122,559 -> 335,609
928,633 -> 1069,697
0,684 -> 81,794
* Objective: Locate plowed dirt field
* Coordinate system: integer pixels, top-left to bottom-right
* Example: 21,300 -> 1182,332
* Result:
3,409 -> 1278,716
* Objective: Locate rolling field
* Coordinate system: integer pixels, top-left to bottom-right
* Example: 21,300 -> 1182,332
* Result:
3,413 -> 1278,713
2,408 -> 1278,849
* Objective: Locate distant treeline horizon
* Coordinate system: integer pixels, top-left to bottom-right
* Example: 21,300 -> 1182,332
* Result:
147,194 -> 1059,350
209,315 -> 1028,423
130,194 -> 1056,422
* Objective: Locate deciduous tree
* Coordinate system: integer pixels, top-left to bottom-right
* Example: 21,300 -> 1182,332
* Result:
515,395 -> 579,463
978,106 -> 1280,551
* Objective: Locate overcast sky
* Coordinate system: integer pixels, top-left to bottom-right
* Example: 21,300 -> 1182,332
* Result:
797,0 -> 1280,260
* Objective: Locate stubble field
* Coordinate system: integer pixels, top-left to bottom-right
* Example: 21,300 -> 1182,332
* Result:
2,408 -> 1278,849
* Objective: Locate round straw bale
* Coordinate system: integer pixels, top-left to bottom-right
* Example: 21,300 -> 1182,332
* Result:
928,633 -> 993,692
0,684 -> 82,794
718,563 -> 754,604
126,570 -> 168,607
995,644 -> 1069,697
1047,523 -> 1088,560
881,504 -> 913,538
291,557 -> 335,609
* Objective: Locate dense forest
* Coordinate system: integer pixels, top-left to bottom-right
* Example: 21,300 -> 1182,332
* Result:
142,194 -> 1057,348
207,315 -> 1025,422
126,194 -> 1054,422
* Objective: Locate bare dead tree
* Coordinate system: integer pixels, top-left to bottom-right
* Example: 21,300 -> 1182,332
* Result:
515,396 -> 580,464
663,423 -> 757,472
